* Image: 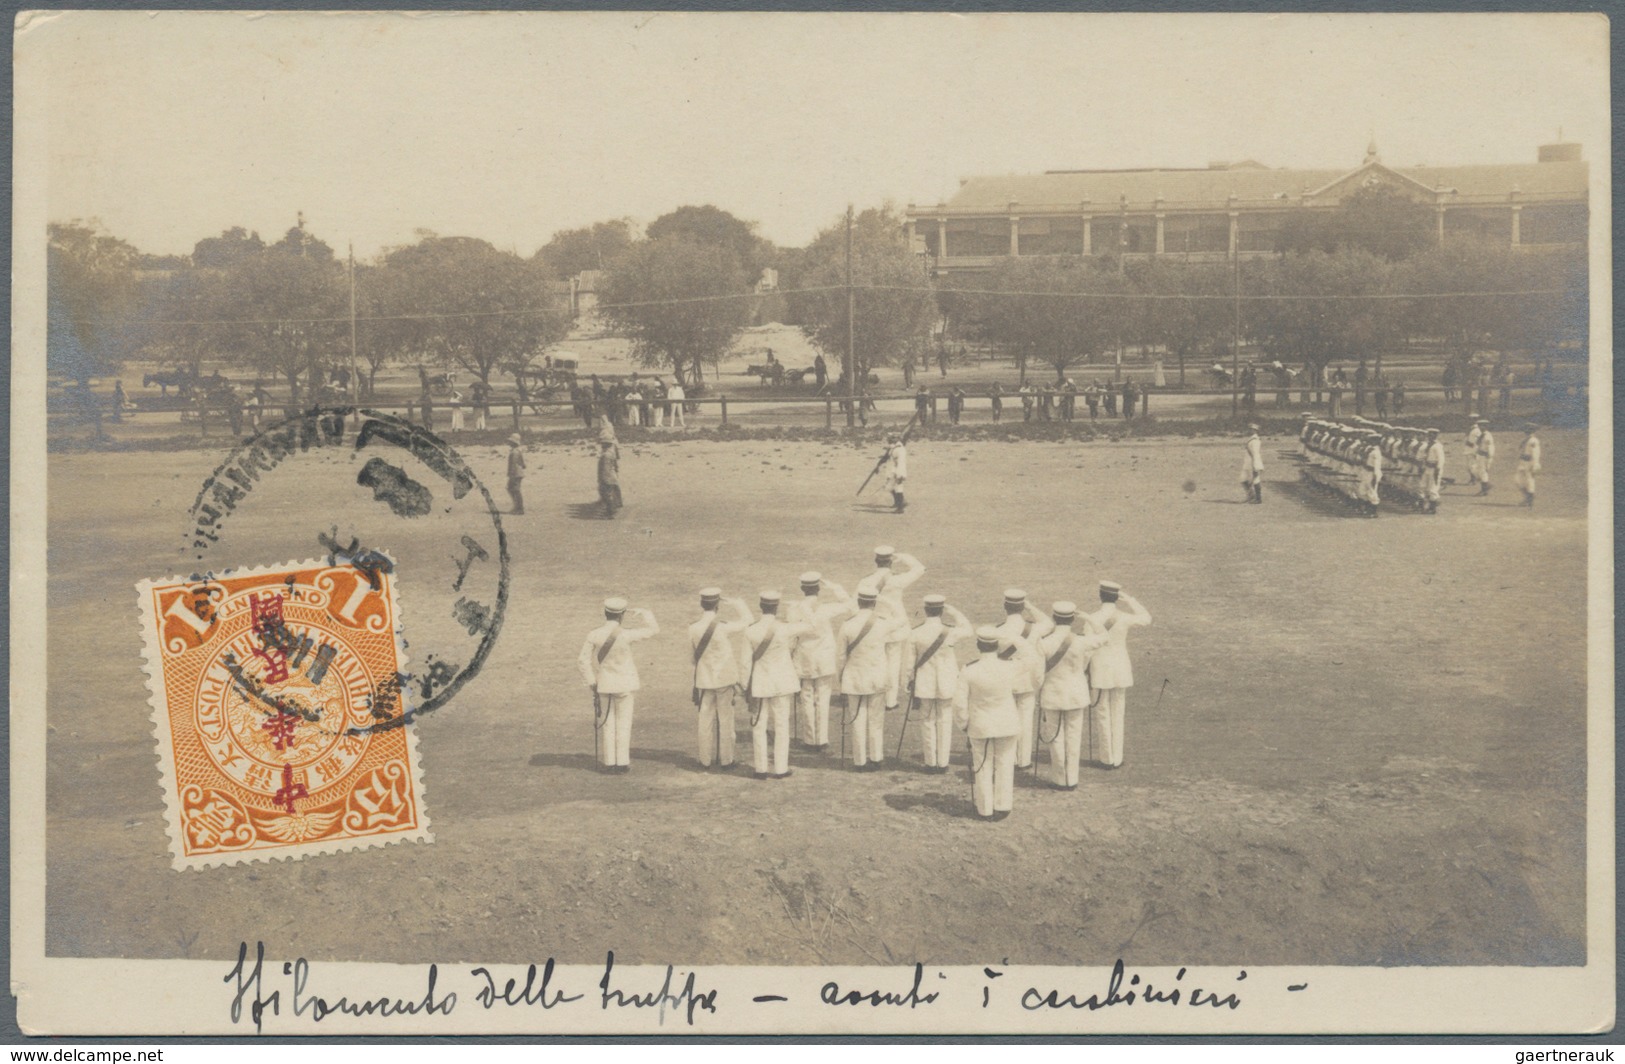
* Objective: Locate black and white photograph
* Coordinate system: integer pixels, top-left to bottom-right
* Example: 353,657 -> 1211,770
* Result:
10,10 -> 1613,1036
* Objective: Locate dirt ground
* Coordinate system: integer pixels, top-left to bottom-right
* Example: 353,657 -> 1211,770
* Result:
45,427 -> 1589,967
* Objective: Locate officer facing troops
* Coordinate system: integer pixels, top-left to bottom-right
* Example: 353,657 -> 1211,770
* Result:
1084,581 -> 1151,769
688,588 -> 751,770
1036,601 -> 1111,789
1240,423 -> 1264,504
902,594 -> 972,773
577,598 -> 660,773
883,435 -> 909,513
835,581 -> 906,770
788,572 -> 853,752
1463,419 -> 1483,487
744,591 -> 812,779
860,546 -> 925,712
1421,428 -> 1445,514
1515,423 -> 1542,507
955,627 -> 1022,821
995,589 -> 1054,773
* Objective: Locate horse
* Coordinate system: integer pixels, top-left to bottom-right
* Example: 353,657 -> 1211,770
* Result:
143,368 -> 196,396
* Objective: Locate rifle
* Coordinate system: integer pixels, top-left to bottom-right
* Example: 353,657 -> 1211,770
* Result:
855,411 -> 921,496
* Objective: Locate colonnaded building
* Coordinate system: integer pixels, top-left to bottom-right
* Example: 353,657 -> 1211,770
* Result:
905,141 -> 1588,274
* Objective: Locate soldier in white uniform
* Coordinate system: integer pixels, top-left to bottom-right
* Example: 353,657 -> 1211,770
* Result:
902,593 -> 972,773
1083,581 -> 1151,769
1472,420 -> 1495,495
994,589 -> 1053,772
787,572 -> 853,752
835,582 -> 906,770
1515,424 -> 1542,507
1421,428 -> 1445,514
577,598 -> 659,773
1036,602 -> 1111,789
955,627 -> 1022,820
1240,424 -> 1264,503
688,587 -> 750,770
860,546 -> 924,712
883,435 -> 909,513
743,591 -> 813,779
1358,432 -> 1383,518
1463,421 -> 1483,487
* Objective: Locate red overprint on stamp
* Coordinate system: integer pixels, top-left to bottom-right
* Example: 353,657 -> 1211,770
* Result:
138,558 -> 431,869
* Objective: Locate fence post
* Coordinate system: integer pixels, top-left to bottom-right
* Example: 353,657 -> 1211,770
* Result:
512,401 -> 521,432
720,395 -> 728,426
825,399 -> 832,430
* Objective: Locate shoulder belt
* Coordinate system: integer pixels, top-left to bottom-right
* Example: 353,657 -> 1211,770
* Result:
596,629 -> 619,664
1044,634 -> 1075,673
751,623 -> 778,664
912,628 -> 950,677
693,616 -> 719,666
845,614 -> 878,657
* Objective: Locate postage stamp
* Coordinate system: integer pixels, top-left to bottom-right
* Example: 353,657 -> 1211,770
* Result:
136,557 -> 431,870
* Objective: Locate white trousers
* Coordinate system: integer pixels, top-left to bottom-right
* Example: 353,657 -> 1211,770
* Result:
847,694 -> 886,766
671,404 -> 686,427
696,688 -> 737,767
918,697 -> 954,768
450,408 -> 465,432
1014,691 -> 1037,767
596,693 -> 634,767
798,676 -> 832,746
751,694 -> 793,775
1421,468 -> 1441,502
1515,464 -> 1537,495
884,643 -> 903,709
1473,454 -> 1492,484
475,409 -> 488,431
971,735 -> 1017,816
652,404 -> 664,427
1090,688 -> 1127,766
1043,707 -> 1086,786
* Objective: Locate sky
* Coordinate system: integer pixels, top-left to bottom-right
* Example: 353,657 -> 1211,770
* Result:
20,11 -> 1610,261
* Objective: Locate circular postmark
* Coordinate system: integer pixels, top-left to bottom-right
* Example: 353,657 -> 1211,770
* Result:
183,407 -> 510,734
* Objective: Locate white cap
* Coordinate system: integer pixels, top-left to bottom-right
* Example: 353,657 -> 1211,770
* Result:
1003,588 -> 1027,606
699,587 -> 722,603
1052,601 -> 1077,620
922,594 -> 946,608
974,626 -> 1002,647
874,545 -> 895,559
799,571 -> 822,587
759,590 -> 781,606
855,580 -> 880,602
603,597 -> 628,614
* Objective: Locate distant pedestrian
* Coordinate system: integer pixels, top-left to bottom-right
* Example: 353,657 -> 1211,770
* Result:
989,382 -> 1004,422
505,434 -> 526,515
598,438 -> 622,516
1084,384 -> 1100,421
1391,379 -> 1406,416
668,378 -> 686,427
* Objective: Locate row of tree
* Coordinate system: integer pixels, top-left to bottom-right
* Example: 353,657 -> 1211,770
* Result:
48,187 -> 1586,404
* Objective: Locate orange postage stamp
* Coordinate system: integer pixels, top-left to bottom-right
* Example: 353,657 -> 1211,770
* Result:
137,557 -> 431,870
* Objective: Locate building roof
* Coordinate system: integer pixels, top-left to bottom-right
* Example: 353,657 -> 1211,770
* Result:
925,158 -> 1587,213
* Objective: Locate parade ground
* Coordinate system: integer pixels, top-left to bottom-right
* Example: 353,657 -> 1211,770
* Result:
45,428 -> 1589,968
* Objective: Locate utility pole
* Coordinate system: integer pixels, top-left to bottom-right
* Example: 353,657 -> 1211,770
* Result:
845,203 -> 856,428
1231,243 -> 1241,418
349,243 -> 359,404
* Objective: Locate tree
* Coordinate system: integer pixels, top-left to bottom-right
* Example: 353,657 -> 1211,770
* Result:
214,251 -> 347,405
270,224 -> 336,263
1278,185 -> 1434,262
647,205 -> 771,278
598,237 -> 752,385
785,206 -> 937,382
969,257 -> 1126,383
382,235 -> 568,392
1245,248 -> 1398,389
192,227 -> 265,269
1131,260 -> 1232,387
535,218 -> 637,279
1398,238 -> 1585,361
47,221 -> 142,382
142,266 -> 229,380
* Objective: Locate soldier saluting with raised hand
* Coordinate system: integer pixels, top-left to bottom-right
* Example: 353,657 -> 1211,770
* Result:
859,546 -> 925,714
902,594 -> 972,773
577,598 -> 659,774
1037,601 -> 1112,789
955,626 -> 1022,821
743,591 -> 813,780
688,588 -> 751,771
1083,581 -> 1151,769
994,589 -> 1054,775
788,572 -> 853,753
835,581 -> 907,771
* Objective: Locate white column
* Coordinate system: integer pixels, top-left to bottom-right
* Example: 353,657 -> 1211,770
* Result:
1082,216 -> 1092,255
1435,206 -> 1446,244
1510,205 -> 1522,247
1009,216 -> 1020,257
938,218 -> 948,259
1228,212 -> 1239,257
1155,213 -> 1165,256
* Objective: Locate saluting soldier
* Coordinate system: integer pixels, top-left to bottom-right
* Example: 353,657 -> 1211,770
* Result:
835,581 -> 906,770
1036,602 -> 1111,789
955,627 -> 1022,821
744,591 -> 813,780
1083,581 -> 1151,769
860,546 -> 925,712
788,572 -> 853,752
1515,423 -> 1543,507
1473,420 -> 1496,496
902,594 -> 972,773
994,589 -> 1054,773
576,598 -> 659,773
688,588 -> 750,770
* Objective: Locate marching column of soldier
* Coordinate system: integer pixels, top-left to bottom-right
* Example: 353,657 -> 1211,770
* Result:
576,545 -> 1152,822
